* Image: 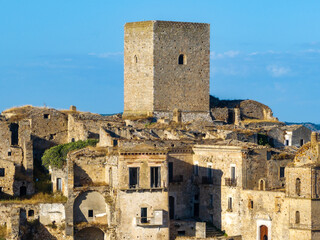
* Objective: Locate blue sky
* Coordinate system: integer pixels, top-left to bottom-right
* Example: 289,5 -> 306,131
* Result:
0,0 -> 319,123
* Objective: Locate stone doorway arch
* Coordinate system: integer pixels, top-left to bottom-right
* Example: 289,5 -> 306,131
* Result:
260,225 -> 268,240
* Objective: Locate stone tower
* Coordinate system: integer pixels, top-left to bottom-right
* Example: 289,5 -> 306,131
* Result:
123,21 -> 210,119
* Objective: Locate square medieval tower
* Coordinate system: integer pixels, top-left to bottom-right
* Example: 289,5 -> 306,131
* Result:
123,20 -> 210,118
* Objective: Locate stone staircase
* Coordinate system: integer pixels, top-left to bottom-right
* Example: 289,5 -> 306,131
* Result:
206,223 -> 225,238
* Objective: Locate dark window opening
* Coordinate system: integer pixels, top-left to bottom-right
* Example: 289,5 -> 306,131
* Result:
0,187 -> 2,193
250,200 -> 254,209
113,140 -> 118,146
228,197 -> 232,210
295,211 -> 300,224
88,209 -> 93,217
28,210 -> 34,217
207,166 -> 213,179
260,180 -> 265,190
71,138 -> 75,142
168,162 -> 173,183
8,151 -> 11,156
194,203 -> 199,217
150,167 -> 161,188
231,166 -> 236,180
129,167 -> 139,188
300,139 -> 304,146
134,55 -> 138,63
178,231 -> 186,236
169,196 -> 175,219
20,186 -> 27,197
285,140 -> 289,146
280,167 -> 285,178
178,54 -> 184,65
141,208 -> 147,223
194,164 -> 199,176
194,194 -> 199,201
10,123 -> 19,146
0,168 -> 4,177
296,178 -> 301,196
43,114 -> 50,119
57,178 -> 62,191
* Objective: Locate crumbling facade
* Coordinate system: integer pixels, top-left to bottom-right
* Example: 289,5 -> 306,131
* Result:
0,20 -> 319,240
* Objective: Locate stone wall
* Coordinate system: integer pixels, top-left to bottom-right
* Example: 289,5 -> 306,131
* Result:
124,20 -> 210,116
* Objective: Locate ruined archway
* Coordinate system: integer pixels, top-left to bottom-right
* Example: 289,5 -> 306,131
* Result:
75,227 -> 104,240
73,191 -> 109,225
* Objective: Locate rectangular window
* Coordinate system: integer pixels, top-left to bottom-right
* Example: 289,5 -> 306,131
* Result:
0,187 -> 2,193
194,164 -> 199,176
43,114 -> 50,119
177,231 -> 186,236
231,166 -> 236,180
209,194 -> 213,207
150,167 -> 161,188
168,162 -> 173,183
300,139 -> 304,146
280,167 -> 285,178
9,123 -> 19,145
141,207 -> 148,223
57,178 -> 62,191
0,168 -> 4,177
285,140 -> 289,146
88,210 -> 93,217
129,167 -> 139,188
228,197 -> 232,211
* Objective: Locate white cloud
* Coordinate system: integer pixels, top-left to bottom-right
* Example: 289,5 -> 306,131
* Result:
267,65 -> 291,77
211,50 -> 240,59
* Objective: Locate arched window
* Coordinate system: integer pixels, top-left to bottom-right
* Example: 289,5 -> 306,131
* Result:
259,179 -> 265,191
296,178 -> 301,196
178,54 -> 185,65
295,211 -> 300,224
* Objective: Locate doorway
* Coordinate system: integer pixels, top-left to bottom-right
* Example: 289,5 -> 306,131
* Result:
260,225 -> 268,240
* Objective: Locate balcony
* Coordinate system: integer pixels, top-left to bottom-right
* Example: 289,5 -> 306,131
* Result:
225,178 -> 237,187
136,210 -> 163,226
202,176 -> 213,184
169,175 -> 183,183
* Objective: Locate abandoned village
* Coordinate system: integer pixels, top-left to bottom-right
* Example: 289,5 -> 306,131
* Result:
0,20 -> 319,240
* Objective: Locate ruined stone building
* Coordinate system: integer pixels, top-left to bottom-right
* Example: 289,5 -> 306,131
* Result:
0,20 -> 319,240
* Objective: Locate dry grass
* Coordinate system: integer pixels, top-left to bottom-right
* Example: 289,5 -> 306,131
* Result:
0,225 -> 6,240
242,119 -> 280,123
273,152 -> 295,160
0,192 -> 67,204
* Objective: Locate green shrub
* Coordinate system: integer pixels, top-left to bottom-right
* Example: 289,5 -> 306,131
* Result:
42,139 -> 98,169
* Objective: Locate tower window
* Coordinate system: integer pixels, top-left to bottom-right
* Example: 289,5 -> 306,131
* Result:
295,211 -> 300,224
296,178 -> 301,196
43,114 -> 50,119
228,197 -> 233,211
178,54 -> 186,65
